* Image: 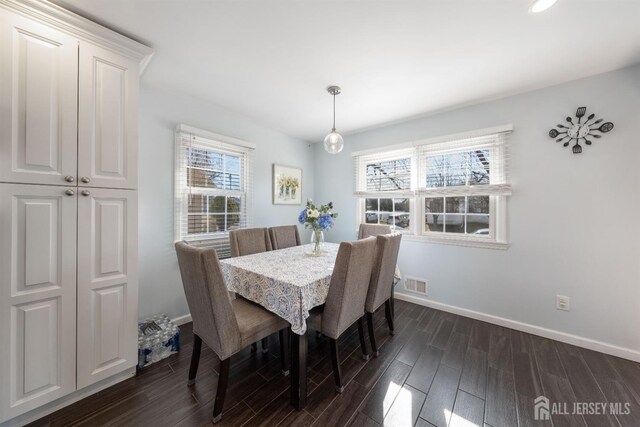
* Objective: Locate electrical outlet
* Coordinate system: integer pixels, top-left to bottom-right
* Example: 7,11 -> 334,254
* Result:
556,295 -> 570,311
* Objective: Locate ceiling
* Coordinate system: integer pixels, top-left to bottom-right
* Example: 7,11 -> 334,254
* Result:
54,0 -> 640,143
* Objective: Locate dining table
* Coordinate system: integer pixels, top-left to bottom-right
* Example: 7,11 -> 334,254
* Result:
219,242 -> 340,410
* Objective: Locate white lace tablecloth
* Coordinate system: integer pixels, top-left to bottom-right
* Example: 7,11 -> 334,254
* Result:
219,243 -> 339,335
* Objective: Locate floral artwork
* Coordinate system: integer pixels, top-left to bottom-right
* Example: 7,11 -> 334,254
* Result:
273,164 -> 302,204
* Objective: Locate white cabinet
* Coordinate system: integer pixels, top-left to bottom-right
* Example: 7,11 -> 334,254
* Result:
0,184 -> 77,420
0,2 -> 151,424
77,189 -> 138,388
78,42 -> 139,190
0,10 -> 78,186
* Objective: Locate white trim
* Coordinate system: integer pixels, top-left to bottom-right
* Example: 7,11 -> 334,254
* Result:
176,124 -> 256,150
354,190 -> 415,197
351,124 -> 513,157
394,292 -> 640,363
0,0 -> 154,73
403,233 -> 510,250
0,368 -> 135,427
172,313 -> 193,326
417,184 -> 512,197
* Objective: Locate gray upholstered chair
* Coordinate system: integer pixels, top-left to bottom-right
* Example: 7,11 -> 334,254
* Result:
269,225 -> 301,250
365,233 -> 402,356
307,237 -> 377,392
174,242 -> 290,423
229,227 -> 273,352
358,223 -> 392,239
229,227 -> 272,257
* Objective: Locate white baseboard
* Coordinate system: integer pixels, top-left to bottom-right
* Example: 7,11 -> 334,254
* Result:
172,313 -> 192,326
394,292 -> 640,363
1,367 -> 135,427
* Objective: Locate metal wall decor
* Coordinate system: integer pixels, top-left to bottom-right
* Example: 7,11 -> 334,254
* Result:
548,107 -> 614,154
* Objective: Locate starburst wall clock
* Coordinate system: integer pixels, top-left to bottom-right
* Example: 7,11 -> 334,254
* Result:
548,107 -> 614,154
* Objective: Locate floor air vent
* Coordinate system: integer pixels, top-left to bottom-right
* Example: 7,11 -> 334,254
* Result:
404,277 -> 428,295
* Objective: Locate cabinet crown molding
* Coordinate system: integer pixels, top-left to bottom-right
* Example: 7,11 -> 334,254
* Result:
0,0 -> 154,73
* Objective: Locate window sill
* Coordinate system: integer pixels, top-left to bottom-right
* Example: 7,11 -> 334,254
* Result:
402,233 -> 510,250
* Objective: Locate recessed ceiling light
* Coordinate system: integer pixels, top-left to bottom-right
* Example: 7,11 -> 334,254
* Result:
529,0 -> 558,13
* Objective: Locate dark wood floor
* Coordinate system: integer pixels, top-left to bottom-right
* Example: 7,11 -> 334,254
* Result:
29,300 -> 640,427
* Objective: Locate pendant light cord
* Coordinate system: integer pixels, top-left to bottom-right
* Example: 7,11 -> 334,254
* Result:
332,93 -> 336,131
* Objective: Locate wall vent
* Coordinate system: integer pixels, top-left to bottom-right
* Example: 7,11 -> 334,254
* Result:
404,277 -> 428,295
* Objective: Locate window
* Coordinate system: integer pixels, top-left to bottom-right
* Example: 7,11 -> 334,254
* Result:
360,155 -> 413,230
353,126 -> 511,249
175,125 -> 255,257
354,148 -> 416,232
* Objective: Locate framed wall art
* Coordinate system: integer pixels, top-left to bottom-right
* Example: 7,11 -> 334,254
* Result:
273,164 -> 302,205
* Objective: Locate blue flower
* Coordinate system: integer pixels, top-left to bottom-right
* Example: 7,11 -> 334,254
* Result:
298,209 -> 307,224
318,213 -> 334,230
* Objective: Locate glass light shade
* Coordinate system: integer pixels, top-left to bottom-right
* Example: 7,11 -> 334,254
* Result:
323,130 -> 344,154
529,0 -> 557,13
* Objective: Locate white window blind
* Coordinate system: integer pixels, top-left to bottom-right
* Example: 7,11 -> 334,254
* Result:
417,132 -> 510,197
352,126 -> 512,249
174,125 -> 255,258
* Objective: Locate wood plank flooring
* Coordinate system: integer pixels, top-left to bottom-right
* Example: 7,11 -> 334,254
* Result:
28,300 -> 640,427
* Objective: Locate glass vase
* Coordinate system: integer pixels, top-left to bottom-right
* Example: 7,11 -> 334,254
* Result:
310,229 -> 324,255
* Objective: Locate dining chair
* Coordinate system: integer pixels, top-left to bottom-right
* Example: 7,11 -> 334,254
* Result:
358,223 -> 392,239
229,227 -> 273,257
307,236 -> 377,392
229,227 -> 273,352
357,223 -> 398,315
365,233 -> 402,356
175,242 -> 290,423
269,225 -> 301,250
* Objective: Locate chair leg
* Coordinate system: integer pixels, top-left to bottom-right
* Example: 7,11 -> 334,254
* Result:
329,338 -> 343,393
212,358 -> 230,423
385,299 -> 395,335
251,342 -> 257,352
366,312 -> 378,357
262,337 -> 269,354
279,328 -> 290,376
357,317 -> 370,361
390,286 -> 395,318
188,334 -> 202,386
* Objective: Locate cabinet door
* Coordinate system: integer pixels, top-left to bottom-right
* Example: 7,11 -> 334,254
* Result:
0,184 -> 77,423
78,42 -> 139,190
77,188 -> 138,388
0,10 -> 79,186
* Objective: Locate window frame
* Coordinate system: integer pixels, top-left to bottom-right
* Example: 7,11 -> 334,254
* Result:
354,147 -> 418,235
353,125 -> 511,249
174,125 -> 255,250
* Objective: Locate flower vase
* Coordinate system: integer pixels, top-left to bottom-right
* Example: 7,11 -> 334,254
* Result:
310,230 -> 324,255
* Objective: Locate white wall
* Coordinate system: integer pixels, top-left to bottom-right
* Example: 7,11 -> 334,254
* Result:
138,85 -> 314,320
314,64 -> 640,356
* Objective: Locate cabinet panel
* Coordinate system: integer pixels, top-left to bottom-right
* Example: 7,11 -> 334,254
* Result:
0,10 -> 78,185
78,42 -> 138,189
18,298 -> 59,395
22,199 -> 57,288
77,188 -> 138,388
0,184 -> 77,423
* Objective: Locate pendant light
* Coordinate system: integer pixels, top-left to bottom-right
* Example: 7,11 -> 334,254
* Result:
323,86 -> 344,154
529,0 -> 557,13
